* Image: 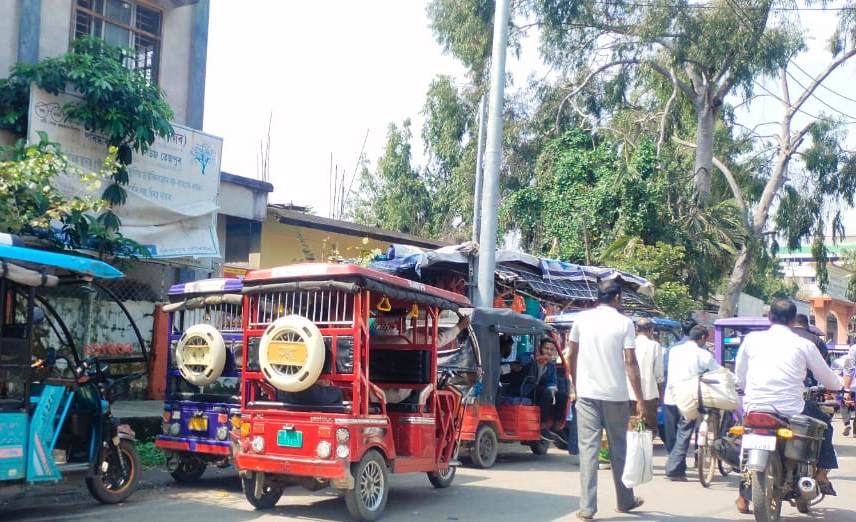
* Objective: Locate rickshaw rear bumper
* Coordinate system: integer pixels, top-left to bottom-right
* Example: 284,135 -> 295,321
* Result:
156,436 -> 231,456
235,452 -> 349,481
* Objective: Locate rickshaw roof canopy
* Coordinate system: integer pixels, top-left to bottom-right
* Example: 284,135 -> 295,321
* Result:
245,263 -> 472,311
465,307 -> 553,335
169,278 -> 242,297
0,242 -> 123,280
715,316 -> 770,327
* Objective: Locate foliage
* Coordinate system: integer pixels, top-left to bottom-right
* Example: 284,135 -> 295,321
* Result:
0,37 -> 174,236
136,441 -> 166,469
350,120 -> 432,236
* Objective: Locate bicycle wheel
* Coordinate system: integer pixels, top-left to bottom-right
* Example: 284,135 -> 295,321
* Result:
697,412 -> 717,488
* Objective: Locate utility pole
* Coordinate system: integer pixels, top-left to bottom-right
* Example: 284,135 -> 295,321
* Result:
474,0 -> 510,308
468,95 -> 488,302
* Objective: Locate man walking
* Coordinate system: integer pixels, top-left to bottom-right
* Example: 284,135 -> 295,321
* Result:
662,318 -> 696,452
568,280 -> 645,520
629,318 -> 664,436
663,325 -> 720,480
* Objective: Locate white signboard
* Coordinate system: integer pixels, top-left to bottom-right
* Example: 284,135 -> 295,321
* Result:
28,87 -> 222,258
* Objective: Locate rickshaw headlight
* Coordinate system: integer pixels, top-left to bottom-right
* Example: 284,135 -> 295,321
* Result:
169,422 -> 181,436
336,428 -> 350,443
251,435 -> 265,453
336,444 -> 350,459
216,426 -> 229,441
316,441 -> 332,459
240,421 -> 251,438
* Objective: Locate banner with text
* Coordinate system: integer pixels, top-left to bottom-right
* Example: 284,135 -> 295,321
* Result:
28,87 -> 223,258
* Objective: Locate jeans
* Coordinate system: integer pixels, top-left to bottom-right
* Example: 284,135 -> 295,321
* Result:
663,404 -> 680,454
803,400 -> 837,470
576,398 -> 635,515
665,412 -> 696,477
566,401 -> 579,455
535,386 -> 569,424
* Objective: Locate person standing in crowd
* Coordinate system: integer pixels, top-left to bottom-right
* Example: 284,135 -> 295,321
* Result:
567,280 -> 645,520
663,325 -> 720,481
831,346 -> 856,436
662,318 -> 697,453
629,318 -> 664,435
792,313 -> 829,385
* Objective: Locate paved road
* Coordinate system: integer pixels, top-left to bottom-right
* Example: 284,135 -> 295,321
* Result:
3,429 -> 856,521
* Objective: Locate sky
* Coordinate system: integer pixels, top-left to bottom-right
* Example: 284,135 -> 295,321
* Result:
203,1 -> 856,233
203,0 -> 543,218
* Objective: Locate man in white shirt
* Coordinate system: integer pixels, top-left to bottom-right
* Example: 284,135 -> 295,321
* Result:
629,318 -> 664,436
663,325 -> 720,480
568,281 -> 645,520
735,298 -> 843,505
831,347 -> 856,436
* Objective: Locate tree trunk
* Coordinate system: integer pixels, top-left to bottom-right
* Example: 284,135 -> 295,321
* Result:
694,104 -> 716,201
719,242 -> 753,318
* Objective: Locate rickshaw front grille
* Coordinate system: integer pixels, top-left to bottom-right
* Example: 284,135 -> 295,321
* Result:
170,302 -> 243,334
249,289 -> 354,328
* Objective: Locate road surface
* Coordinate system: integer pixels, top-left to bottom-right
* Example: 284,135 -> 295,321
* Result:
3,428 -> 855,521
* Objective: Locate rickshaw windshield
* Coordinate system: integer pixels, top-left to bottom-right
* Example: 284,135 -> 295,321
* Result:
0,283 -> 33,405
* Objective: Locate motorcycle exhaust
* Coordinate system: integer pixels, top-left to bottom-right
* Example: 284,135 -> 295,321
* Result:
798,477 -> 817,498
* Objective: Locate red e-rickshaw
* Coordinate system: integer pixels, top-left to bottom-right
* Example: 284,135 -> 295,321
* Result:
234,264 -> 469,521
439,308 -> 567,468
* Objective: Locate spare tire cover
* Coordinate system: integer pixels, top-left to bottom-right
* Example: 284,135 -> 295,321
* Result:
175,324 -> 227,386
259,315 -> 325,392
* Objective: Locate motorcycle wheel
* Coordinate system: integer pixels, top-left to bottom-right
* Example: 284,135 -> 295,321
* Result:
751,453 -> 783,522
718,460 -> 733,477
241,473 -> 284,510
796,499 -> 810,514
86,439 -> 140,504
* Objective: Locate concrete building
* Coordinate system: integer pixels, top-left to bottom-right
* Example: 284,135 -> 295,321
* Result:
779,245 -> 856,345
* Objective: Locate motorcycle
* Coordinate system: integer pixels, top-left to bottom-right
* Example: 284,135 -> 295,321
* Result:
740,390 -> 837,522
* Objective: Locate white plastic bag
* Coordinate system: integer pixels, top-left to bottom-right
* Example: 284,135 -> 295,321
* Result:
699,367 -> 738,411
673,377 -> 701,421
621,425 -> 653,488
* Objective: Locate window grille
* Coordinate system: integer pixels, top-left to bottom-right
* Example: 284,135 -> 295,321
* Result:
73,0 -> 163,84
249,289 -> 355,329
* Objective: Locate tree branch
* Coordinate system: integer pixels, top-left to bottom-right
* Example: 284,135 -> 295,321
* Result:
673,136 -> 747,214
790,47 -> 856,116
658,67 -> 679,157
554,59 -> 637,133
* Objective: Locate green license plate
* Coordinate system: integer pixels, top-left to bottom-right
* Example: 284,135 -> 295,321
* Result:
276,430 -> 303,448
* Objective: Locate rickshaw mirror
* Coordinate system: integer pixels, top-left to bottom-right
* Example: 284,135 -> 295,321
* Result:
54,357 -> 69,371
45,346 -> 57,366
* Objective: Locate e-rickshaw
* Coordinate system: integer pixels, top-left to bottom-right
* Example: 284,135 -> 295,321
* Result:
0,237 -> 144,504
234,264 -> 469,521
438,308 -> 565,468
156,278 -> 243,482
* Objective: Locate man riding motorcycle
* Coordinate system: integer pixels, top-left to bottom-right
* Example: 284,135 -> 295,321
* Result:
733,298 -> 843,514
831,346 -> 856,436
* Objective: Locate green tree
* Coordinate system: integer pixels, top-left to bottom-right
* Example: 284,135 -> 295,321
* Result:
350,121 -> 432,236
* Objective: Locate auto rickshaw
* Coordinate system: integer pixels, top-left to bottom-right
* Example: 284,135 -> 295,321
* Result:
234,264 -> 469,521
0,236 -> 144,504
438,308 -> 565,468
155,278 -> 243,482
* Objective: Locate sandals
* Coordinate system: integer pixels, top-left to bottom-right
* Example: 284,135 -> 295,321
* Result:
576,511 -> 594,521
735,497 -> 751,514
817,480 -> 837,496
616,497 -> 645,513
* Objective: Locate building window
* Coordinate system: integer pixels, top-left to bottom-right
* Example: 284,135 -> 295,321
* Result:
225,217 -> 261,264
73,0 -> 162,84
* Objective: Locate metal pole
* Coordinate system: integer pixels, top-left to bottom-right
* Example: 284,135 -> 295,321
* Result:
472,95 -> 488,243
474,0 -> 510,308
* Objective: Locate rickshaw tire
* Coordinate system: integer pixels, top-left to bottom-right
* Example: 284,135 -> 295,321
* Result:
471,425 -> 498,469
86,439 -> 140,504
170,458 -> 207,483
345,450 -> 389,522
529,439 -> 549,455
427,465 -> 456,488
241,474 -> 284,510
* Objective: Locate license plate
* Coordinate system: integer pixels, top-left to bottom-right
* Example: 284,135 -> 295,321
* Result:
277,429 -> 303,448
267,341 -> 307,366
742,433 -> 776,451
188,417 -> 208,431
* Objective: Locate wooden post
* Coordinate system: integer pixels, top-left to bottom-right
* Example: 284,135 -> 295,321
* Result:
148,304 -> 169,400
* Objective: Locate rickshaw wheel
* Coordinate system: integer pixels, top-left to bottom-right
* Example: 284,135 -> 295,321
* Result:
529,439 -> 549,455
471,425 -> 498,469
86,439 -> 140,504
427,465 -> 456,488
170,457 -> 208,483
241,474 -> 284,509
345,450 -> 389,522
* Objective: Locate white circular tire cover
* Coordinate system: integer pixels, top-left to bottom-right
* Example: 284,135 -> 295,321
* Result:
175,324 -> 227,386
259,315 -> 325,392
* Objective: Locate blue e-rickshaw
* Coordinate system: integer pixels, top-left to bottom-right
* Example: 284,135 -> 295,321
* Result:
155,278 -> 243,482
0,236 -> 145,504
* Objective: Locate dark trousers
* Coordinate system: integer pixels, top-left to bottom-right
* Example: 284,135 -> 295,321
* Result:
535,385 -> 568,424
803,400 -> 837,470
665,410 -> 696,477
566,401 -> 579,455
663,404 -> 680,454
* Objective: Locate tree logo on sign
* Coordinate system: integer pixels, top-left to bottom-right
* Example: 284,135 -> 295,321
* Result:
191,143 -> 214,175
